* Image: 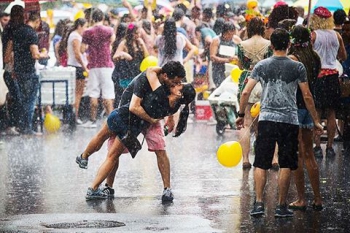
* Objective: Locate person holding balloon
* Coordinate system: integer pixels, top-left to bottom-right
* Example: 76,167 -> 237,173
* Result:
236,17 -> 278,170
236,29 -> 323,218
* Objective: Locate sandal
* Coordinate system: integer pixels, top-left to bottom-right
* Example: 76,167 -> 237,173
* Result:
288,201 -> 307,211
242,162 -> 252,169
312,203 -> 323,211
271,163 -> 280,171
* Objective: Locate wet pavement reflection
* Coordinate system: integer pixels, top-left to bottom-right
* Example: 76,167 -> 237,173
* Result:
0,120 -> 349,232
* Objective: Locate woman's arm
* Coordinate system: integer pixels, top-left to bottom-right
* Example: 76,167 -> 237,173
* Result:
183,35 -> 196,64
146,66 -> 162,91
138,37 -> 149,58
336,31 -> 347,62
210,37 -> 235,63
72,39 -> 88,71
113,40 -> 132,61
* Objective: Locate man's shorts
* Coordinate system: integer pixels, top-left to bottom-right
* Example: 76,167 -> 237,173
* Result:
107,121 -> 166,153
298,109 -> 314,129
254,121 -> 299,170
86,67 -> 115,99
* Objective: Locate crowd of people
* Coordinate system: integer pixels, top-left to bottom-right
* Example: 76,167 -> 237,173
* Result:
0,0 -> 349,219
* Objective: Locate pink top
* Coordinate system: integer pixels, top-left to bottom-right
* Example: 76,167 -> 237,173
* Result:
82,25 -> 114,69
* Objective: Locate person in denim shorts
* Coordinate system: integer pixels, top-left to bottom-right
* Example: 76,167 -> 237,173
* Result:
236,29 -> 323,218
76,61 -> 195,201
288,25 -> 323,211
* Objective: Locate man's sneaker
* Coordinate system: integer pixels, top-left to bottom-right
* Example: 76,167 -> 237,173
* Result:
102,183 -> 115,197
76,119 -> 83,125
275,204 -> 294,218
162,188 -> 174,202
5,127 -> 20,136
250,202 -> 265,216
313,146 -> 323,158
76,154 -> 88,169
82,120 -> 97,128
86,187 -> 108,200
326,147 -> 336,157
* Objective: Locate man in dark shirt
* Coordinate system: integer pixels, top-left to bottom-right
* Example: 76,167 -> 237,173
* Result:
11,13 -> 48,134
76,61 -> 194,202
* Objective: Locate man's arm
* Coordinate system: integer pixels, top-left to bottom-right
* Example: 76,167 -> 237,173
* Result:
235,78 -> 258,128
298,82 -> 323,132
29,44 -> 48,60
129,94 -> 158,124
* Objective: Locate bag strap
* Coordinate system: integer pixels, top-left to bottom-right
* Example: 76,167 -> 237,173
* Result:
128,111 -> 145,146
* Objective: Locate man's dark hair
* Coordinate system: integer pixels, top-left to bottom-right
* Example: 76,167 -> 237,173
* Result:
270,28 -> 290,50
0,12 -> 10,18
173,8 -> 185,21
161,61 -> 186,79
175,3 -> 187,15
28,13 -> 41,22
333,9 -> 347,26
203,8 -> 213,19
92,8 -> 104,23
222,21 -> 235,33
277,19 -> 296,32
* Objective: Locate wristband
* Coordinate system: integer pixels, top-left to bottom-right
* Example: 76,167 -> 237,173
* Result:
238,112 -> 245,118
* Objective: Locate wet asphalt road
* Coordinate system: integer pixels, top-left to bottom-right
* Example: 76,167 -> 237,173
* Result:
0,118 -> 349,232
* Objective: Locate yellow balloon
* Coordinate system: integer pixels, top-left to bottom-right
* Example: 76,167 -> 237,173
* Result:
203,90 -> 211,100
230,67 -> 242,83
217,141 -> 242,167
194,46 -> 199,55
247,0 -> 258,9
140,56 -> 158,72
74,10 -> 85,21
194,84 -> 208,93
250,101 -> 260,118
44,113 -> 61,133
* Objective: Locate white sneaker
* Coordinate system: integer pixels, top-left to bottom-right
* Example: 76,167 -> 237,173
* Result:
162,188 -> 174,202
82,120 -> 97,128
76,119 -> 83,125
5,127 -> 20,136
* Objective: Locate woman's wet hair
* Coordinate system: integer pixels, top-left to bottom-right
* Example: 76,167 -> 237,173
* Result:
213,17 -> 225,35
180,83 -> 196,105
162,17 -> 177,61
247,17 -> 265,38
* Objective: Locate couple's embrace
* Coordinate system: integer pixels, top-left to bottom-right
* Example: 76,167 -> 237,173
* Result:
76,61 -> 195,200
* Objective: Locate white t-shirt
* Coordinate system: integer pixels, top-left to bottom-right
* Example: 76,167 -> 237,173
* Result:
67,31 -> 87,67
155,33 -> 186,66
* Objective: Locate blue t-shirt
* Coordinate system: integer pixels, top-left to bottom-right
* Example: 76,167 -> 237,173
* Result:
251,56 -> 307,125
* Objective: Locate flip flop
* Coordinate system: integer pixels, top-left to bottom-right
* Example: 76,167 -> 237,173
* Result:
242,162 -> 252,169
312,203 -> 323,211
288,202 -> 307,211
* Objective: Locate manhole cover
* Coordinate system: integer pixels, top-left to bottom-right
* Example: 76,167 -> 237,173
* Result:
42,220 -> 125,229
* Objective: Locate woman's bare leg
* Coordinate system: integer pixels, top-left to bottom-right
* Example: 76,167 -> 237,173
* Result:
82,122 -> 112,160
90,137 -> 125,190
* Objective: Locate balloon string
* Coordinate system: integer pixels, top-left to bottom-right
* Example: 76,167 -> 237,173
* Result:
237,115 -> 258,143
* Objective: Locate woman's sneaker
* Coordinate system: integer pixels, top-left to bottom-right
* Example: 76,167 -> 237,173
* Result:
102,183 -> 115,197
250,202 -> 265,216
162,188 -> 174,202
76,154 -> 88,169
86,187 -> 108,200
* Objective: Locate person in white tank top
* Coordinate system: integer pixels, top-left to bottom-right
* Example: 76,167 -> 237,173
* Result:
309,7 -> 347,157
